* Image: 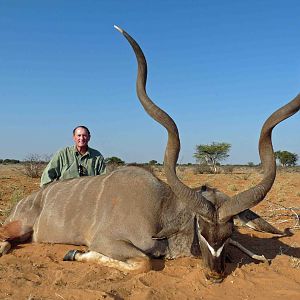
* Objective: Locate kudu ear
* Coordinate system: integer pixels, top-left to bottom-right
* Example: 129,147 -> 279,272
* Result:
234,209 -> 284,235
152,210 -> 194,240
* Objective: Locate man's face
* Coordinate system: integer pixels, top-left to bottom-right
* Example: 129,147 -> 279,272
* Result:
73,127 -> 90,149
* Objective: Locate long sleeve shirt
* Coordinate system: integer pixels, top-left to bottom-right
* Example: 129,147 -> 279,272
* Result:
40,146 -> 106,187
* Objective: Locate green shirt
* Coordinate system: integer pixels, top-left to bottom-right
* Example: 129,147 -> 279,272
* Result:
40,146 -> 106,187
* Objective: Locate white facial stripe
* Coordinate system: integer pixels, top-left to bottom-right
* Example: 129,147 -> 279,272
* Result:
199,234 -> 225,258
196,219 -> 227,258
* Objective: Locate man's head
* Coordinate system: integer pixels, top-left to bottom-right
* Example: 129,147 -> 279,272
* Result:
73,126 -> 91,152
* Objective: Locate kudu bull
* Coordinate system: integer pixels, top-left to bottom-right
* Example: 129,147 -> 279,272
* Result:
1,26 -> 300,283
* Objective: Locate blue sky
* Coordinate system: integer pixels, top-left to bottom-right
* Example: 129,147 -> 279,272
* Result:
1,1 -> 299,164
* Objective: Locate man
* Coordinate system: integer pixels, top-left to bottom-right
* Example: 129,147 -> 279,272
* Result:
40,125 -> 106,187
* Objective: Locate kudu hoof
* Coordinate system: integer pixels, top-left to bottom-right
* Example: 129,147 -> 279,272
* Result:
63,249 -> 84,261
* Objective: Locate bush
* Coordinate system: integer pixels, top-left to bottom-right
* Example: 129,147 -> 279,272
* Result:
223,165 -> 234,174
23,154 -> 46,178
193,164 -> 214,174
105,156 -> 125,165
105,156 -> 125,173
2,159 -> 20,164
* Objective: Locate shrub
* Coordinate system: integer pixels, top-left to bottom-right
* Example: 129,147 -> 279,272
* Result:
223,165 -> 234,174
23,154 -> 45,178
193,164 -> 214,174
3,159 -> 20,164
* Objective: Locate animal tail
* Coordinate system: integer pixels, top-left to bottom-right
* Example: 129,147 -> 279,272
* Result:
0,220 -> 33,242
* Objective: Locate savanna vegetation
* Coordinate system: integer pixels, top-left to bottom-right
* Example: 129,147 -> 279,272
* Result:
0,163 -> 300,299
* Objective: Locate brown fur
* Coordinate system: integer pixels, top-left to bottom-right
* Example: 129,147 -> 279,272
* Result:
0,220 -> 32,242
0,221 -> 22,241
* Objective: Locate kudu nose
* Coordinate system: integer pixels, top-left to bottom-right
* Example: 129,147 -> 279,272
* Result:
205,271 -> 225,283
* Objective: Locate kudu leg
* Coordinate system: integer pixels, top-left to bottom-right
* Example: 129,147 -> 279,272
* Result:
64,240 -> 152,273
0,241 -> 11,256
234,209 -> 284,235
229,238 -> 270,264
0,220 -> 33,256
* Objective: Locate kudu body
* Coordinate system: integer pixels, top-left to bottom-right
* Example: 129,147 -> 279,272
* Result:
1,26 -> 299,282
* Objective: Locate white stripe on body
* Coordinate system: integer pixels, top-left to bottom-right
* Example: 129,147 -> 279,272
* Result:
29,191 -> 41,211
50,179 -> 86,229
90,171 -> 117,235
9,198 -> 25,221
69,178 -> 95,236
32,183 -> 59,240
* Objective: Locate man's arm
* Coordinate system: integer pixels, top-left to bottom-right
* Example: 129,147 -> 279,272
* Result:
40,151 -> 62,187
96,155 -> 106,175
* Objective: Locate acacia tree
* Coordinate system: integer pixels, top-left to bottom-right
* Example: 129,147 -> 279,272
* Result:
275,150 -> 298,167
194,142 -> 231,173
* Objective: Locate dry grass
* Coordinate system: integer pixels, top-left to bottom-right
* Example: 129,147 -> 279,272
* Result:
0,164 -> 300,299
0,164 -> 40,224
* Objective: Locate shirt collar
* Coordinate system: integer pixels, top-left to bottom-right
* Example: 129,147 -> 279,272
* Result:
74,145 -> 90,157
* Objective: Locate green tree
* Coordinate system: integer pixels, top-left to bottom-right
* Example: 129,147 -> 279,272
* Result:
194,142 -> 231,173
105,156 -> 125,165
3,159 -> 20,164
275,150 -> 298,167
149,160 -> 158,165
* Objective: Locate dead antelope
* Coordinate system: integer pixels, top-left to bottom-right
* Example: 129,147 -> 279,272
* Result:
1,26 -> 299,283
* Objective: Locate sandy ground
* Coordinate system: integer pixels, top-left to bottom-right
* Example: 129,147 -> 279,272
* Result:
0,164 -> 300,300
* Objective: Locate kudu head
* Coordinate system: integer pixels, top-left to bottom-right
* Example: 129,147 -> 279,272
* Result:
115,25 -> 300,283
